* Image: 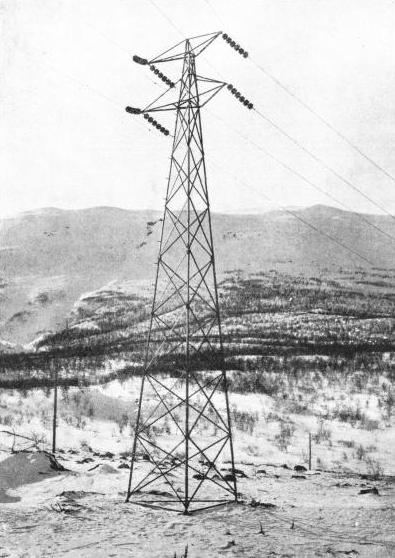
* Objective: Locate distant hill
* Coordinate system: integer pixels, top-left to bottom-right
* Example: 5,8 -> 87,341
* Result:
1,204 -> 394,344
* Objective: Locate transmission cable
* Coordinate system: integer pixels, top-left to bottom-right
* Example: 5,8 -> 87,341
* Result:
251,60 -> 395,185
203,0 -> 395,187
137,0 -> 395,241
146,0 -> 395,221
147,0 -> 228,82
41,7 -> 386,262
209,109 -> 395,244
23,50 -> 154,138
75,4 -> 395,244
253,107 -> 395,222
208,158 -> 373,267
148,0 -> 185,38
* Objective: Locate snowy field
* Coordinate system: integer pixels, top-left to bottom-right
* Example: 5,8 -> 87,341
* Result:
0,450 -> 394,557
0,374 -> 394,557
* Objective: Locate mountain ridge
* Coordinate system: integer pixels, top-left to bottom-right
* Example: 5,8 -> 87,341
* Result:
1,204 -> 394,344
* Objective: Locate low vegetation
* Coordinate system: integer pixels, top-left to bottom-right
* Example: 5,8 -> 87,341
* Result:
0,266 -> 394,476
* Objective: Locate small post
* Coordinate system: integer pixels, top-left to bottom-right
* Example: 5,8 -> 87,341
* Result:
308,432 -> 312,470
52,363 -> 58,454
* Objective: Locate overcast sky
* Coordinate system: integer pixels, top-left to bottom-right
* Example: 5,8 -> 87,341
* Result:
1,0 -> 394,217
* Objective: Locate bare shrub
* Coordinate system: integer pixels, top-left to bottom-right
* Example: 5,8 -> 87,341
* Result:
231,407 -> 259,435
114,412 -> 129,435
338,439 -> 355,448
274,421 -> 295,452
356,444 -> 366,460
332,403 -> 367,425
312,420 -> 332,443
0,414 -> 14,427
365,456 -> 384,478
80,439 -> 92,452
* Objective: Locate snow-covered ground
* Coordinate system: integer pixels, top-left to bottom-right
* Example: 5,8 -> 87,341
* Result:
1,375 -> 393,476
0,451 -> 394,557
0,375 -> 394,557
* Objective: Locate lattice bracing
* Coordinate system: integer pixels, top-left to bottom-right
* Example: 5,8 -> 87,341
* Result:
126,37 -> 237,514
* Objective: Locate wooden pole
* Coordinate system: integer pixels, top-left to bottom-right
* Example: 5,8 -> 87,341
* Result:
308,433 -> 312,470
52,363 -> 58,453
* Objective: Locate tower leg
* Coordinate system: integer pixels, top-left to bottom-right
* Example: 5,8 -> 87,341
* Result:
125,39 -> 237,513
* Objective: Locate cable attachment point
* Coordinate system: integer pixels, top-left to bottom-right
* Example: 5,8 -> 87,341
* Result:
226,84 -> 253,109
222,33 -> 248,58
149,64 -> 175,88
143,113 -> 170,136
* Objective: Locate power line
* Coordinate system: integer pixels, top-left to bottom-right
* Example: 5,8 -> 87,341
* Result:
250,57 -> 395,185
253,107 -> 395,222
142,0 -> 395,233
203,0 -> 395,187
208,158 -> 373,267
48,4 -> 385,265
210,110 -> 395,245
145,0 -> 395,221
202,0 -> 226,28
147,0 -> 228,82
52,18 -> 394,245
148,0 -> 185,38
23,51 -> 155,138
76,17 -> 162,91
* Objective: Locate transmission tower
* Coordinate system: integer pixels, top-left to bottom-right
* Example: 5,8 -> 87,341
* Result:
125,32 -> 253,514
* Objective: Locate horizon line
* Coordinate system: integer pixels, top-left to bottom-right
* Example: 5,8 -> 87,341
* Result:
1,203 -> 393,220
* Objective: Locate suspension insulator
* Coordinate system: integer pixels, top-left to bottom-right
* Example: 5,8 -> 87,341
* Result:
226,86 -> 254,110
125,106 -> 142,115
223,36 -> 248,58
150,65 -> 174,88
133,55 -> 148,66
135,110 -> 170,136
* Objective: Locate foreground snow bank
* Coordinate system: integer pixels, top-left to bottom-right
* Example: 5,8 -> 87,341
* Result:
0,451 -> 66,503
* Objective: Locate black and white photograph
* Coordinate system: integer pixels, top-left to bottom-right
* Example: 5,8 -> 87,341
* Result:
0,1 -> 394,556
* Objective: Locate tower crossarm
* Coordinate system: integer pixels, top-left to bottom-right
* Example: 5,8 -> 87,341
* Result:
125,32 -> 240,515
141,80 -> 226,113
128,32 -> 253,137
148,31 -> 222,64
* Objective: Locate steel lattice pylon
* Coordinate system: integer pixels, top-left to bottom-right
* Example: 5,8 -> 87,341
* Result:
125,33 -> 238,514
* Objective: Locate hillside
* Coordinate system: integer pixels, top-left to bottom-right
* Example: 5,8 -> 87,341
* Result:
0,204 -> 394,345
